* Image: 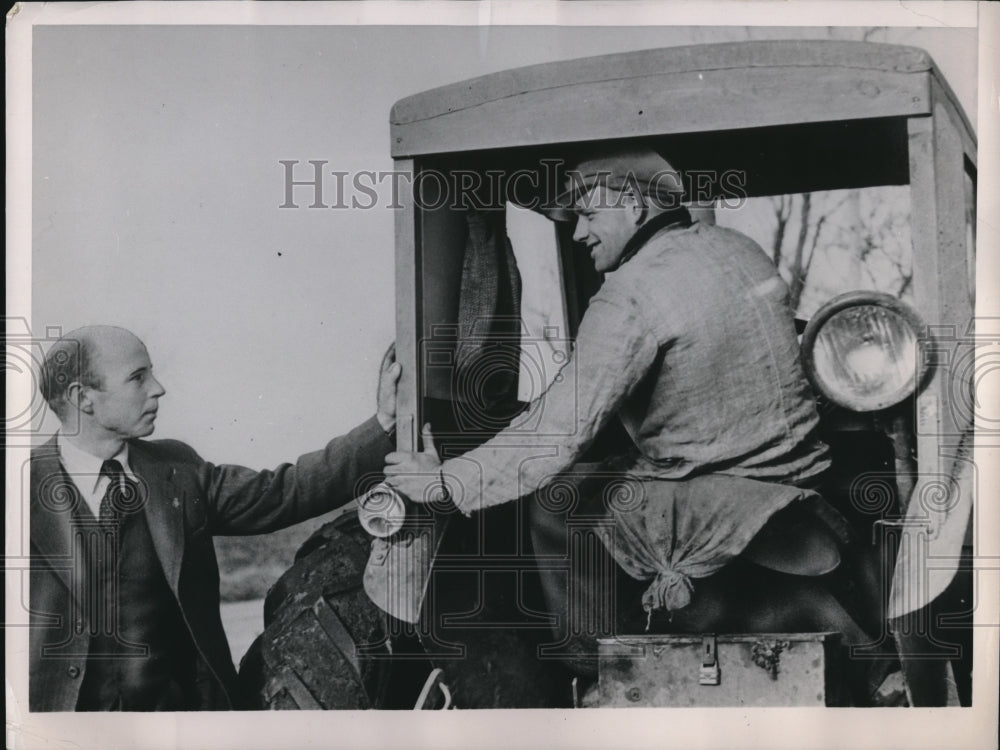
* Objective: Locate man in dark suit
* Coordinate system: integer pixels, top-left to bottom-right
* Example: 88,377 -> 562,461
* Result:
29,325 -> 400,711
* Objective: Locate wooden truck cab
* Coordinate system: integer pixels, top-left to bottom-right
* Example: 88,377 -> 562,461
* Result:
384,40 -> 976,708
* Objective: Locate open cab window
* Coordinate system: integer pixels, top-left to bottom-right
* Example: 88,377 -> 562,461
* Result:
715,185 -> 913,318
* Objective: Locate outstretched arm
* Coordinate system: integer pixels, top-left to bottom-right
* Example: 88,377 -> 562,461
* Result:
385,296 -> 659,514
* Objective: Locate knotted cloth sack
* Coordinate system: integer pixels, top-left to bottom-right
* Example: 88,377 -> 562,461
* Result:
603,474 -> 824,613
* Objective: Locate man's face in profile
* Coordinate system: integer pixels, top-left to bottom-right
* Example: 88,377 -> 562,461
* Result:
571,184 -> 640,273
85,333 -> 166,440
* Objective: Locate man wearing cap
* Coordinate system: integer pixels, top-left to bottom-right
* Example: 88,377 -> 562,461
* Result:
384,145 -> 874,687
29,325 -> 400,711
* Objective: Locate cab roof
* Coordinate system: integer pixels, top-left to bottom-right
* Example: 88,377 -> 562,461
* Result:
390,40 -> 974,159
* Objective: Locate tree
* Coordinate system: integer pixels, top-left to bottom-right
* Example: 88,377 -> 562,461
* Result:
738,187 -> 910,316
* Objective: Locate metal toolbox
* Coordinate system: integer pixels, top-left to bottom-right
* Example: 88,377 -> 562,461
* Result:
597,633 -> 847,707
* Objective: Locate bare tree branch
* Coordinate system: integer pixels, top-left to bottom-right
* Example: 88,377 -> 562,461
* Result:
860,262 -> 881,289
787,193 -> 812,310
897,273 -> 913,298
803,213 -> 827,279
770,194 -> 791,269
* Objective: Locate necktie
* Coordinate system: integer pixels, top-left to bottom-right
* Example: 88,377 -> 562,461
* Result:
99,459 -> 140,528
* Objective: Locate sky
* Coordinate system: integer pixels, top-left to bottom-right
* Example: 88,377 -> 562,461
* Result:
29,22 -> 978,468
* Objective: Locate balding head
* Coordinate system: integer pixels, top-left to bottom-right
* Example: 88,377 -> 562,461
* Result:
41,326 -> 145,420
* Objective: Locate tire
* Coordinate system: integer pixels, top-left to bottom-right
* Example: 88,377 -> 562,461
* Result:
240,506 -> 570,709
238,512 -> 391,709
262,512 -> 371,627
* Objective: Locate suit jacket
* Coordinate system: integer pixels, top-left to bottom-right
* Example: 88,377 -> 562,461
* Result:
29,416 -> 392,711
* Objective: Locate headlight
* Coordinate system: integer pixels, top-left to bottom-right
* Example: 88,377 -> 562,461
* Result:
801,291 -> 927,412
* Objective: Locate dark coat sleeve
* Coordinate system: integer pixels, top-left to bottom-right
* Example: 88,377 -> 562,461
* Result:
175,416 -> 393,535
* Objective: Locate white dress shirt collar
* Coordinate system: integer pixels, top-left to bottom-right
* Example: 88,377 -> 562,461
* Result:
56,434 -> 135,518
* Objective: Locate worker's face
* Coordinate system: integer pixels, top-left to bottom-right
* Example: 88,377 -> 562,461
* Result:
81,332 -> 166,440
571,185 -> 643,273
